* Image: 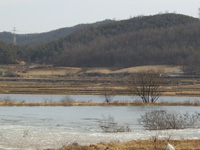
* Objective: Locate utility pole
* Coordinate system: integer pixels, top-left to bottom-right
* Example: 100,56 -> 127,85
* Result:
13,27 -> 17,45
198,8 -> 200,19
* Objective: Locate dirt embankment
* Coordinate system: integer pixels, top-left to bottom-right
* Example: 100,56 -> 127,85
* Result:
49,139 -> 200,150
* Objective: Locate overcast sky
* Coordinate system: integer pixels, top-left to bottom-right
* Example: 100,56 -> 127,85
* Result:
1,0 -> 200,34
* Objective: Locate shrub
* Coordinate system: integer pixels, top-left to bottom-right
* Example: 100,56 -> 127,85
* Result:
60,96 -> 75,103
100,86 -> 115,103
0,97 -> 13,105
138,110 -> 200,130
99,115 -> 131,133
101,94 -> 114,103
5,71 -> 20,77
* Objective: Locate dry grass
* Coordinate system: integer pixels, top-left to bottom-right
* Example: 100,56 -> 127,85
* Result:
1,76 -> 200,96
50,139 -> 200,150
0,65 -> 200,96
113,65 -> 181,74
21,65 -> 182,76
0,100 -> 200,107
86,68 -> 113,74
27,67 -> 81,76
75,65 -> 181,74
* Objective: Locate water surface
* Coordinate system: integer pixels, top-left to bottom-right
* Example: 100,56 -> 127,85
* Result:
0,106 -> 199,149
0,94 -> 200,103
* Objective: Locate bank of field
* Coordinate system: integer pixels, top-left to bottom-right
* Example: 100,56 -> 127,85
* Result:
53,139 -> 200,150
0,65 -> 199,96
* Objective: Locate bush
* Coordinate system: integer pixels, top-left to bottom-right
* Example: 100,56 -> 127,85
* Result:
5,71 -> 20,77
99,115 -> 131,133
60,96 -> 75,103
0,96 -> 13,105
138,110 -> 200,130
101,95 -> 114,103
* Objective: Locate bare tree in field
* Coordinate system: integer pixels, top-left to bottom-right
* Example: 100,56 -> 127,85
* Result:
100,85 -> 114,103
130,70 -> 164,103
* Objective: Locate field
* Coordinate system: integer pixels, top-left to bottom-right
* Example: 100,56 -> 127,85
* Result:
0,65 -> 200,96
26,65 -> 182,75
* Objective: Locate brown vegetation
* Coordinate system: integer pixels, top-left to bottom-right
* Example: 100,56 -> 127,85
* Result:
139,110 -> 200,130
0,100 -> 200,107
0,65 -> 200,97
48,139 -> 200,150
0,75 -> 200,96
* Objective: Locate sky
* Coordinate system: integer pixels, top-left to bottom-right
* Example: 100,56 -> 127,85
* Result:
1,0 -> 200,34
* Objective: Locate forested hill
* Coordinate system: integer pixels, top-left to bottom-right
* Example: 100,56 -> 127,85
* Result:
0,40 -> 29,64
31,13 -> 200,68
0,19 -> 113,46
1,13 -> 200,69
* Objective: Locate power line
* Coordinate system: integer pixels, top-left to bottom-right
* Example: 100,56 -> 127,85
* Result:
198,8 -> 200,19
12,27 -> 17,45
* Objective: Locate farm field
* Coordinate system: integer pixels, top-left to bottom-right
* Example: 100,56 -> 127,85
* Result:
0,65 -> 199,96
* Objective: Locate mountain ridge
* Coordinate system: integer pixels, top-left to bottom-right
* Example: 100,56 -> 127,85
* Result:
0,19 -> 113,46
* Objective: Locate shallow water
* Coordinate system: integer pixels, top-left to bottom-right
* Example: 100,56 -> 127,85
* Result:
0,106 -> 200,149
0,94 -> 200,103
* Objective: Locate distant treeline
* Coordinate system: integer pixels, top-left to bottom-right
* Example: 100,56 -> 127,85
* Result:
0,13 -> 200,72
0,40 -> 29,64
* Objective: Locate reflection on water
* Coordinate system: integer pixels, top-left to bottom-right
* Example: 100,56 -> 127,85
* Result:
0,106 -> 200,149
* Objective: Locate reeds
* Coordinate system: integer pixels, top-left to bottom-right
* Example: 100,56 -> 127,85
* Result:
0,98 -> 200,106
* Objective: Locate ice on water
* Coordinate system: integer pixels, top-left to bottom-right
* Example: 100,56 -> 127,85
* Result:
0,106 -> 200,149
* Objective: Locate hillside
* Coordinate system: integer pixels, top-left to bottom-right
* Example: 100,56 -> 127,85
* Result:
30,13 -> 200,69
0,40 -> 29,64
0,13 -> 200,71
0,19 -> 113,46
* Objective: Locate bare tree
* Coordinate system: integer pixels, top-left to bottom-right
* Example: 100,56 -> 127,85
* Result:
100,85 -> 114,103
102,94 -> 114,103
99,115 -> 131,133
130,70 -> 163,103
